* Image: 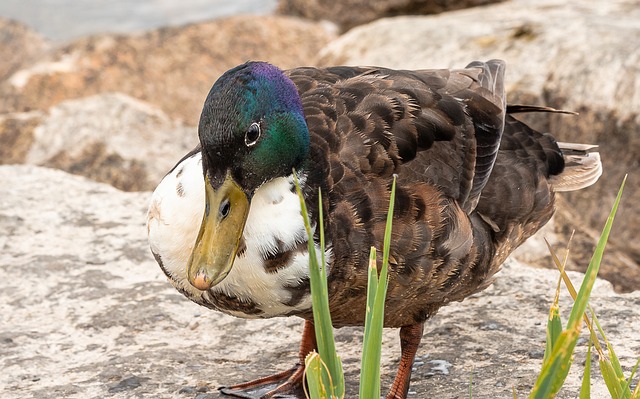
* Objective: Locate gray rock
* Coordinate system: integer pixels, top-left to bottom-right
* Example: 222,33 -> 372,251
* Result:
318,0 -> 640,289
9,93 -> 196,191
276,0 -> 503,32
0,18 -> 50,82
0,15 -> 337,126
1,164 -> 638,398
0,110 -> 43,165
515,198 -> 640,293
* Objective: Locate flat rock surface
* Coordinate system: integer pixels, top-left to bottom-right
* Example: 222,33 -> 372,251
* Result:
1,165 -> 639,398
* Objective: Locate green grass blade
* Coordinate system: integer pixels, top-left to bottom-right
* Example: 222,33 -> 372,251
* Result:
543,275 -> 563,365
318,189 -> 328,289
601,357 -> 625,399
531,177 -> 626,398
607,340 -> 631,399
381,176 -> 397,278
622,358 -> 640,399
361,265 -> 386,398
580,178 -> 628,399
531,271 -> 580,397
580,337 -> 592,399
546,239 -> 604,355
376,175 -> 395,302
363,247 -> 378,339
586,303 -> 632,399
293,171 -> 344,398
360,176 -> 396,399
317,189 -> 344,397
630,358 -> 640,399
588,302 -> 637,399
591,304 -> 620,360
608,340 -> 627,382
305,352 -> 328,399
359,247 -> 378,398
531,353 -> 564,399
361,247 -> 378,373
566,176 -> 625,331
530,329 -> 579,398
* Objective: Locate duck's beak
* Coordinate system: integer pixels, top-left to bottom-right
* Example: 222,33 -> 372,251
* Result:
187,171 -> 249,291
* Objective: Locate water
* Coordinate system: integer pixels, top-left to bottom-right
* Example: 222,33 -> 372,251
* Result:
0,0 -> 278,43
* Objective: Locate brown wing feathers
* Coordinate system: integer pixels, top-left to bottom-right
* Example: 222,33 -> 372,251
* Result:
286,61 -> 589,326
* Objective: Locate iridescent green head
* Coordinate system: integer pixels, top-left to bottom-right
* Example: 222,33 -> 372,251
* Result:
198,61 -> 310,193
188,62 -> 309,291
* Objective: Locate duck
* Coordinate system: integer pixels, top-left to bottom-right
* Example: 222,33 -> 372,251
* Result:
146,59 -> 602,399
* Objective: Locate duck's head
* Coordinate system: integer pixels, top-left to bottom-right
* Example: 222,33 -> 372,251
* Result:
187,61 -> 310,291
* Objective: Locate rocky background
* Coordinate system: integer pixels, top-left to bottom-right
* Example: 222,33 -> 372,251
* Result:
1,0 -> 639,398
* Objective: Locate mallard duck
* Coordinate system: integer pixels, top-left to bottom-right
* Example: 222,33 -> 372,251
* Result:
147,60 -> 602,399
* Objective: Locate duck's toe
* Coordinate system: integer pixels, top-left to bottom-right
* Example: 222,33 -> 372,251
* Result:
219,364 -> 305,399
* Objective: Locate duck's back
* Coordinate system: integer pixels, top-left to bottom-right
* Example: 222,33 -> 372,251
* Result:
287,60 -> 600,328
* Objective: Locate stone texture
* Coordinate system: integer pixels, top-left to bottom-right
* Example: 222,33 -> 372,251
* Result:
318,0 -> 640,288
0,111 -> 43,164
512,202 -> 640,294
552,198 -> 640,294
1,164 -> 639,398
0,93 -> 196,191
0,18 -> 50,83
0,15 -> 336,126
0,14 -> 334,192
276,0 -> 503,32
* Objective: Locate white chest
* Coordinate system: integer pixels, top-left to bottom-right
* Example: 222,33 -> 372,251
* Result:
147,152 -> 326,318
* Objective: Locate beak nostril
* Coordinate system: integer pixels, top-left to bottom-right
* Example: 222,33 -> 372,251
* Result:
219,198 -> 231,219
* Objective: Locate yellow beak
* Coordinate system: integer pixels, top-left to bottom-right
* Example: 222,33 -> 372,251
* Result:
187,172 -> 249,290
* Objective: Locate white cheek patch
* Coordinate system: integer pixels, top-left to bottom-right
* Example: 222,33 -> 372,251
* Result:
147,152 -> 207,302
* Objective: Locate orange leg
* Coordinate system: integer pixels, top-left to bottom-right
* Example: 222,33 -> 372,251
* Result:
219,320 -> 317,398
386,323 -> 425,399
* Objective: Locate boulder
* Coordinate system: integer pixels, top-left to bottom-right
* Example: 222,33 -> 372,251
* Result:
0,93 -> 195,191
318,0 -> 640,288
276,0 -> 503,32
0,15 -> 336,126
0,110 -> 43,165
512,203 -> 640,294
1,164 -> 638,398
0,18 -> 50,83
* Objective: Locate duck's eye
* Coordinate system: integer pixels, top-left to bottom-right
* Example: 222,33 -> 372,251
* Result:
245,122 -> 261,147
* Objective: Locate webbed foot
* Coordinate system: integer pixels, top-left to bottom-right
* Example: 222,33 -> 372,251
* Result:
219,363 -> 305,398
219,320 -> 316,399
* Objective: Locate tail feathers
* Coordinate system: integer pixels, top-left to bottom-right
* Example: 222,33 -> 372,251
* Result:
550,142 -> 602,192
507,104 -> 578,115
